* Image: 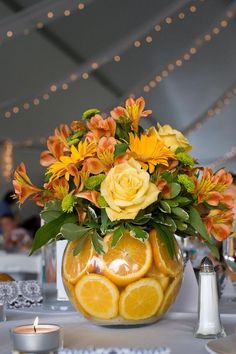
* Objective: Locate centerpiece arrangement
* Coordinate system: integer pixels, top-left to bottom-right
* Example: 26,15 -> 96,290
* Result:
13,97 -> 234,325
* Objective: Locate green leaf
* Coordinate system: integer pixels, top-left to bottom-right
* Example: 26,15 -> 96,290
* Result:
174,219 -> 188,231
97,195 -> 108,208
173,196 -> 191,206
189,206 -> 212,243
40,210 -> 63,223
44,200 -> 62,211
73,235 -> 88,256
115,122 -> 130,141
205,241 -> 220,260
131,214 -> 152,225
151,223 -> 176,259
166,183 -> 181,199
91,231 -> 106,254
160,171 -> 173,183
152,214 -> 172,226
40,201 -> 63,222
159,201 -> 171,213
127,224 -> 149,242
100,209 -> 109,234
164,200 -> 179,208
165,216 -> 177,233
111,224 -> 125,247
60,223 -> 91,241
82,108 -> 100,120
87,206 -> 98,221
85,174 -> 106,190
114,143 -> 128,158
30,213 -> 77,255
171,207 -> 189,221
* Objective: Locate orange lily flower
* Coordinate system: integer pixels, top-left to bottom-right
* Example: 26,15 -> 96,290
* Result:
40,124 -> 71,167
97,137 -> 116,167
111,97 -> 152,131
194,168 -> 233,206
86,114 -> 116,141
76,190 -> 100,208
13,163 -> 41,204
204,209 -> 234,241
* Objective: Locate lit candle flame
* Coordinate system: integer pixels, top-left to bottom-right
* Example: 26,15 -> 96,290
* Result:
33,316 -> 39,333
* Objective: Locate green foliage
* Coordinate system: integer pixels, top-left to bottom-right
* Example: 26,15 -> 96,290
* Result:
40,201 -> 63,223
115,122 -> 131,141
97,195 -> 108,208
61,194 -> 77,213
151,222 -> 176,259
127,224 -> 149,242
159,201 -> 171,213
176,152 -> 195,167
166,183 -> 181,199
177,174 -> 195,193
189,206 -> 211,242
60,223 -> 91,241
85,174 -> 106,190
82,108 -> 100,120
91,231 -> 106,254
114,143 -> 128,158
160,171 -> 173,183
111,224 -> 125,247
171,207 -> 189,221
30,213 -> 77,255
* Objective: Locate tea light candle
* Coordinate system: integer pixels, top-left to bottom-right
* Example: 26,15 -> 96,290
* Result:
11,317 -> 63,353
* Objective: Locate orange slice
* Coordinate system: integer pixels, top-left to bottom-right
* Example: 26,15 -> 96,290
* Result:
119,278 -> 163,320
75,274 -> 119,319
147,263 -> 170,292
157,273 -> 183,315
149,229 -> 183,277
63,238 -> 93,284
101,233 -> 152,286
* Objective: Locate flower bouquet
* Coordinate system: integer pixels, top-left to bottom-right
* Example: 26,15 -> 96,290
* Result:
13,97 -> 234,324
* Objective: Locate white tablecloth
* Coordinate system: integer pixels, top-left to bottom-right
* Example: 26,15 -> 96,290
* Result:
1,308 -> 236,354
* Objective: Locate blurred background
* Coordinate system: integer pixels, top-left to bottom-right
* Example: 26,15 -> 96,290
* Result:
0,0 -> 236,283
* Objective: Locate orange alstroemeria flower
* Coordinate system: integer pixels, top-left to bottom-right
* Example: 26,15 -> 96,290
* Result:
46,178 -> 70,200
204,209 -> 234,241
40,124 -> 71,167
13,163 -> 41,204
76,190 -> 100,208
97,137 -> 117,167
86,114 -> 116,141
194,168 -> 233,206
111,97 -> 152,131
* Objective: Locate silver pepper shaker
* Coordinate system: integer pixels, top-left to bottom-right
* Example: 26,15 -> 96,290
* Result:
194,257 -> 225,339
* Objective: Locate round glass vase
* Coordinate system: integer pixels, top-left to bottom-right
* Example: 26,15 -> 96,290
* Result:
62,229 -> 183,326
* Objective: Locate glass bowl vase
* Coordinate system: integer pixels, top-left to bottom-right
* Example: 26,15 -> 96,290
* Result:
62,229 -> 183,326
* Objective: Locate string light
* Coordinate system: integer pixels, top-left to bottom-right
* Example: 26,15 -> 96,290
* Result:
210,147 -> 236,170
1,140 -> 13,180
0,1 -> 88,44
138,8 -> 236,96
184,82 -> 236,135
0,0 -> 213,118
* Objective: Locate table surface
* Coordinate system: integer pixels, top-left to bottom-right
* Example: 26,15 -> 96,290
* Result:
1,306 -> 236,354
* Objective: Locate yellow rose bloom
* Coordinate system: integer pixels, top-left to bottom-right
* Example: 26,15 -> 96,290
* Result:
100,158 -> 160,221
157,123 -> 192,152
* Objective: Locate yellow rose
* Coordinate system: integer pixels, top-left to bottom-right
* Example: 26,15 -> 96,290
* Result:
100,158 -> 160,221
157,123 -> 192,152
